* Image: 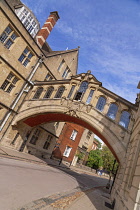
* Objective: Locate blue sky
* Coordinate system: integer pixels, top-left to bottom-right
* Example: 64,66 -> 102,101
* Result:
22,0 -> 140,103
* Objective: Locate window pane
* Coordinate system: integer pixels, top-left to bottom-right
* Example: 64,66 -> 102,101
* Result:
18,54 -> 25,62
5,39 -> 13,49
12,77 -> 19,84
7,73 -> 14,80
43,87 -> 54,99
0,32 -> 8,43
79,81 -> 88,93
107,104 -> 118,120
5,26 -> 12,34
23,58 -> 29,67
33,87 -> 43,99
28,52 -> 33,59
1,80 -> 9,90
96,96 -> 106,112
63,146 -> 72,157
86,90 -> 94,104
54,87 -> 65,98
67,86 -> 75,98
23,48 -> 29,54
58,60 -> 64,71
119,111 -> 130,129
6,84 -> 14,93
28,25 -> 34,33
70,130 -> 78,140
11,33 -> 17,41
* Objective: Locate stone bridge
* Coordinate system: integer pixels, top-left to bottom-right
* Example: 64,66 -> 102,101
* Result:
12,72 -> 137,164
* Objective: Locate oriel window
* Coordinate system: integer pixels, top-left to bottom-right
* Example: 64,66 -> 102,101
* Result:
74,81 -> 88,101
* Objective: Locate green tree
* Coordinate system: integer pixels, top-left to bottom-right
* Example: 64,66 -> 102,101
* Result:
101,145 -> 118,171
86,149 -> 103,169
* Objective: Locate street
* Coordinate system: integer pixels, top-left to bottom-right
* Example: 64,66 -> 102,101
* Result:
0,158 -> 109,210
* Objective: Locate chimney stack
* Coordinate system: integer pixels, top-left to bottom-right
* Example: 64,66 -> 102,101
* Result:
36,11 -> 60,48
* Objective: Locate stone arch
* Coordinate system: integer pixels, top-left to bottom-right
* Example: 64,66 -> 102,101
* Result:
12,105 -> 127,165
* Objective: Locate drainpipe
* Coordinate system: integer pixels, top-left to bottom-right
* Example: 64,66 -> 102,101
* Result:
0,56 -> 44,133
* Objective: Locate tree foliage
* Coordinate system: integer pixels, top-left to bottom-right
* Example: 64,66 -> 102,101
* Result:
86,149 -> 103,169
101,145 -> 118,171
86,144 -> 118,172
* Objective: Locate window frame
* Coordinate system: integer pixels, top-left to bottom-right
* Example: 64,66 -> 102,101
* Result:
54,86 -> 65,98
43,135 -> 53,150
43,87 -> 54,99
119,110 -> 130,129
63,146 -> 72,157
32,87 -> 43,99
70,130 -> 78,140
0,25 -> 18,49
107,103 -> 118,120
29,129 -> 40,145
1,72 -> 19,93
18,47 -> 33,67
96,96 -> 106,112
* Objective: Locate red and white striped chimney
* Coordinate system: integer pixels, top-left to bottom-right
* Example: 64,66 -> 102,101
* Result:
36,11 -> 60,48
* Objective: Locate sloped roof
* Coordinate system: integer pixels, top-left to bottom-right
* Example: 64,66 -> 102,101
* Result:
42,47 -> 79,57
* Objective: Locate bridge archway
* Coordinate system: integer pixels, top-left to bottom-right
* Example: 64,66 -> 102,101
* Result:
12,72 -> 136,165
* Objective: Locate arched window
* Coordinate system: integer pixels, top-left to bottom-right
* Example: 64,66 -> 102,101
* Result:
107,103 -> 118,120
62,67 -> 70,79
67,85 -> 75,98
86,89 -> 94,104
74,81 -> 88,101
33,87 -> 43,99
96,96 -> 106,112
54,86 -> 65,98
119,111 -> 130,129
43,87 -> 54,99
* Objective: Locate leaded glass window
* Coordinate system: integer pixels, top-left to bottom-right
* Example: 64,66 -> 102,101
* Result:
43,87 -> 54,99
119,111 -> 130,129
107,103 -> 118,120
0,25 -> 18,49
33,87 -> 43,99
86,90 -> 94,104
96,96 -> 106,112
18,47 -> 33,67
54,86 -> 65,98
74,81 -> 88,101
1,72 -> 19,93
67,86 -> 75,98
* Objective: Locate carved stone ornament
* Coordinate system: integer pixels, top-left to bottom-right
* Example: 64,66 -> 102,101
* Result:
120,131 -> 125,140
65,109 -> 80,118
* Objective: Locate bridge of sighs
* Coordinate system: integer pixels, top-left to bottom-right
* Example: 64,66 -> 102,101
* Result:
12,71 -> 137,164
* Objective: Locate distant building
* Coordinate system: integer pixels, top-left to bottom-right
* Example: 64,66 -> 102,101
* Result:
52,122 -> 85,163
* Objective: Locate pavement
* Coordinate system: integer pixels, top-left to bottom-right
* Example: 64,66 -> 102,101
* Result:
0,145 -> 114,210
